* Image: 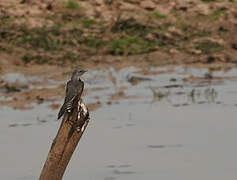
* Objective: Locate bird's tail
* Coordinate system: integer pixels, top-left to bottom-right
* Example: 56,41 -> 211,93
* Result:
57,103 -> 66,120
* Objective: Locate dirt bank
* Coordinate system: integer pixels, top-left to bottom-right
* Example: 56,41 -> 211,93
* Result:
0,0 -> 237,70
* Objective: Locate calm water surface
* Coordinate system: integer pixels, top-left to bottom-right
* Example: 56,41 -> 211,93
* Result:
1,66 -> 237,180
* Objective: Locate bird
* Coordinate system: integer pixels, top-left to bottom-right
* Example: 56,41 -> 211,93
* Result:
58,69 -> 87,120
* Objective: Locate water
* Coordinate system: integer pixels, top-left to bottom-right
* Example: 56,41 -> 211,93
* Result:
1,66 -> 237,180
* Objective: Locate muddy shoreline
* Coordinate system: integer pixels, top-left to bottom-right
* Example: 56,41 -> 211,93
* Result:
1,64 -> 236,110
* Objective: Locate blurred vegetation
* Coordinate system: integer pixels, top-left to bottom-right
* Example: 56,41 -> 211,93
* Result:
104,0 -> 114,5
201,0 -> 216,2
63,0 -> 80,9
207,8 -> 227,20
0,0 -> 233,65
194,41 -> 222,54
152,11 -> 167,19
109,36 -> 155,55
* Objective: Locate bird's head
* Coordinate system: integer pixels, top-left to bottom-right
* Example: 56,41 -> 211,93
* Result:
71,69 -> 87,81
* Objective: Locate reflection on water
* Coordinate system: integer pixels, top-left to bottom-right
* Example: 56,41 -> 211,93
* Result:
1,66 -> 237,180
151,86 -> 219,105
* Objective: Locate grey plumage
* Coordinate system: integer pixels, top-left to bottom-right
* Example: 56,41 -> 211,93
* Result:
58,69 -> 86,120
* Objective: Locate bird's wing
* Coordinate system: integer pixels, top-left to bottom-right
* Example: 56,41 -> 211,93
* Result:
57,80 -> 84,119
77,80 -> 84,98
64,81 -> 78,111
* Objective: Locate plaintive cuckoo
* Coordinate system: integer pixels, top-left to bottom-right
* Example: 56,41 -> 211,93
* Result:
58,69 -> 86,120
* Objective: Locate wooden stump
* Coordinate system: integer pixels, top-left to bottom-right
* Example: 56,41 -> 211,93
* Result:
39,100 -> 89,180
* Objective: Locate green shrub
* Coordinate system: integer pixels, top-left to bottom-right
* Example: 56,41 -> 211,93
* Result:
208,8 -> 227,20
152,11 -> 167,19
194,41 -> 222,54
63,0 -> 80,9
109,36 -> 155,55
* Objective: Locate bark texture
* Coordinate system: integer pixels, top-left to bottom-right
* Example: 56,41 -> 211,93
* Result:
39,100 -> 89,180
